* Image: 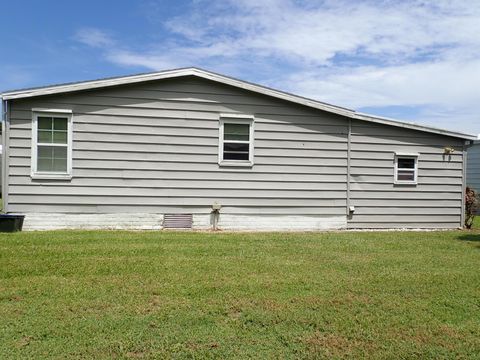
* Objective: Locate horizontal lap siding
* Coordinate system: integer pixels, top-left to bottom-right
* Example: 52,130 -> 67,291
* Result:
467,143 -> 480,192
348,121 -> 464,229
7,76 -> 464,229
8,77 -> 348,220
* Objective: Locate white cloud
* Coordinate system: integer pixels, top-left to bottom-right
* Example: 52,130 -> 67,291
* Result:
74,0 -> 480,134
75,28 -> 114,48
283,59 -> 480,109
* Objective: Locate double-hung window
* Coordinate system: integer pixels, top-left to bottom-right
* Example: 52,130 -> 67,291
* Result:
394,154 -> 418,184
219,114 -> 254,166
31,109 -> 72,179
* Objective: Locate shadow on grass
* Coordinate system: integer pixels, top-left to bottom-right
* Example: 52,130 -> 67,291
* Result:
458,234 -> 480,241
457,233 -> 480,249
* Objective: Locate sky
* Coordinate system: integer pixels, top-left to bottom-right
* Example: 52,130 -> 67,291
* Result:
1,0 -> 479,136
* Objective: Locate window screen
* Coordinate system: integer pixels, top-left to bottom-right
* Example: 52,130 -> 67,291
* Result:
36,116 -> 69,173
395,156 -> 417,183
223,123 -> 251,161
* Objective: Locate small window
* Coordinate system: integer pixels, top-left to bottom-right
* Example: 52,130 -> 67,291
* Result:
219,115 -> 254,166
395,155 -> 418,184
32,110 -> 72,179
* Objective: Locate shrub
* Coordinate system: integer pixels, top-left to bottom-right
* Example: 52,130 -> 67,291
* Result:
465,186 -> 478,229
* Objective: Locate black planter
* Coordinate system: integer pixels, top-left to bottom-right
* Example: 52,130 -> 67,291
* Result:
0,214 -> 25,232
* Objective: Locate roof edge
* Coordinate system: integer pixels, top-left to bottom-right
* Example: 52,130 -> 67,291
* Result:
1,67 -> 476,140
354,112 -> 477,141
1,67 -> 198,100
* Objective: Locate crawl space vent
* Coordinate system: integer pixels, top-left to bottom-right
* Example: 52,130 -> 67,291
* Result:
163,214 -> 193,229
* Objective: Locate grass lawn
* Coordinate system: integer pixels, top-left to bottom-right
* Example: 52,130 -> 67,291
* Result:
1,230 -> 480,359
474,216 -> 480,229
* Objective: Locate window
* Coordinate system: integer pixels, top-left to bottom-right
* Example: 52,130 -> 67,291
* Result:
31,109 -> 72,179
394,154 -> 418,184
219,114 -> 254,166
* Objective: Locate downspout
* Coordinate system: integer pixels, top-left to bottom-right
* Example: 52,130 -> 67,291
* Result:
346,118 -> 351,228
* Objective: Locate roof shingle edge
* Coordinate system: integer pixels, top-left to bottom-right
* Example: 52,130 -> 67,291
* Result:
1,67 -> 476,140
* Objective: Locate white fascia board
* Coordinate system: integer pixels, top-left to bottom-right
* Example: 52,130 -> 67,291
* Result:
1,67 -> 476,141
1,68 -> 195,100
354,112 -> 477,141
0,68 -> 354,118
194,69 -> 354,118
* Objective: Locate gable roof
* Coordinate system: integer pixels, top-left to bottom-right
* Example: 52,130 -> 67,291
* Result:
1,67 -> 476,140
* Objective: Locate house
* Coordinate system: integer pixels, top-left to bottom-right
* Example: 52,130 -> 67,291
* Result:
0,68 -> 476,230
467,140 -> 480,193
0,144 -> 2,196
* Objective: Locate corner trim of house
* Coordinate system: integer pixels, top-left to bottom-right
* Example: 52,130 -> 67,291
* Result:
2,99 -> 9,213
461,141 -> 467,228
346,118 -> 351,227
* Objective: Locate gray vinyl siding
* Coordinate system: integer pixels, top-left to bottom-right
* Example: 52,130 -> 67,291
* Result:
5,76 -> 465,229
348,121 -> 464,228
7,76 -> 348,218
467,141 -> 480,192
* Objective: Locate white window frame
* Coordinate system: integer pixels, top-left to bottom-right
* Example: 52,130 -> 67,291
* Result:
31,108 -> 73,180
394,153 -> 418,185
218,114 -> 254,167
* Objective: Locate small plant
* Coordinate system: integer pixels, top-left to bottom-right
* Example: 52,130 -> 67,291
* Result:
465,187 -> 478,229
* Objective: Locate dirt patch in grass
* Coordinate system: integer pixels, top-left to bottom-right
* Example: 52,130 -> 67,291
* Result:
303,331 -> 370,358
16,336 -> 33,348
390,325 -> 465,351
126,350 -> 148,358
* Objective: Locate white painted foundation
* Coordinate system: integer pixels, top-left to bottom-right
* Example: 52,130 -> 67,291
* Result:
21,213 -> 347,231
22,213 -> 164,231
215,214 -> 346,231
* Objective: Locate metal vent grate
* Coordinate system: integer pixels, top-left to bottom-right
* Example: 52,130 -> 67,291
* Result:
163,214 -> 193,229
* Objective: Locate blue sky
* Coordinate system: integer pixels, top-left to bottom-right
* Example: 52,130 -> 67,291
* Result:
1,0 -> 479,136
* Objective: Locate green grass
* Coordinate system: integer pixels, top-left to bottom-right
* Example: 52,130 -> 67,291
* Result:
1,230 -> 480,359
474,216 -> 480,229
